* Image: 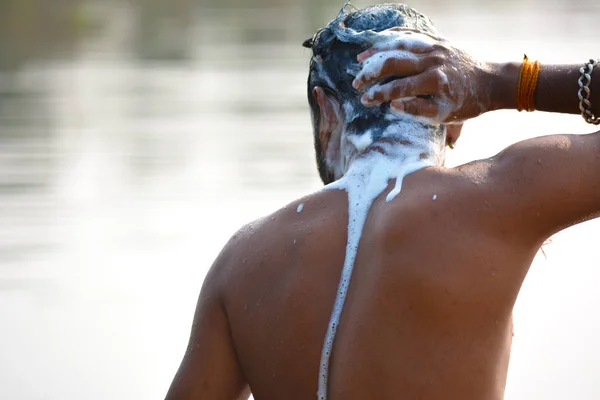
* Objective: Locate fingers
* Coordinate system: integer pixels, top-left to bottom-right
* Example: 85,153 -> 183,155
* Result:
390,98 -> 441,120
354,30 -> 447,90
361,69 -> 449,106
357,48 -> 380,63
357,29 -> 440,61
354,49 -> 443,90
353,52 -> 422,89
390,98 -> 454,124
356,29 -> 442,63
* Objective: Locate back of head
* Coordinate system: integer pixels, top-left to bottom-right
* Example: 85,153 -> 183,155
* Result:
304,3 -> 445,184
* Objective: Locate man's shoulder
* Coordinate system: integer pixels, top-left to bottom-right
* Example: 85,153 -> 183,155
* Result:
209,189 -> 344,300
214,189 -> 341,267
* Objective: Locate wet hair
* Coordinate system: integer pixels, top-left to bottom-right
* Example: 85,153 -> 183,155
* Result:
304,3 -> 441,184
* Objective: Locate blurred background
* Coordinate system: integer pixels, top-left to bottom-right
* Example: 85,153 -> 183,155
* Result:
0,0 -> 599,399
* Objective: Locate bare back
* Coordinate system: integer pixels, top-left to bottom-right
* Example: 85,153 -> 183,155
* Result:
166,131 -> 600,400
220,165 -> 539,400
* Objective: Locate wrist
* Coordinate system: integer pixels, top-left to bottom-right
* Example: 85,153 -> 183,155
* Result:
486,62 -> 520,111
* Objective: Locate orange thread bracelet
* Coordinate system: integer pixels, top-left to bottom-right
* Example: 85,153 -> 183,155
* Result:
517,55 -> 541,112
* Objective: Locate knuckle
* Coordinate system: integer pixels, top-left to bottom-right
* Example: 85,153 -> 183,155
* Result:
381,57 -> 395,74
372,91 -> 385,103
366,85 -> 386,102
431,68 -> 445,81
428,52 -> 445,65
432,42 -> 449,53
389,80 -> 406,98
425,104 -> 439,118
394,41 -> 409,51
404,100 -> 419,115
384,56 -> 407,75
431,69 -> 450,90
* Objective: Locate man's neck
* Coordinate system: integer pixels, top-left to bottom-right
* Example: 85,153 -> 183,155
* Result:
338,121 -> 445,181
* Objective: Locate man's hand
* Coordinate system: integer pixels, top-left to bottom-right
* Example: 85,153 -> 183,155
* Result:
352,28 -> 496,124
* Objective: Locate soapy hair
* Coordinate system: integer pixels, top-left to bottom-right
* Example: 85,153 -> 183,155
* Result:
304,3 -> 443,184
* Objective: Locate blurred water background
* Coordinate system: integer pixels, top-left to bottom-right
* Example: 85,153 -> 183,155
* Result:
1,0 -> 600,399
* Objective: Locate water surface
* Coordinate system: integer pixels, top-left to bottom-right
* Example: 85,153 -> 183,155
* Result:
1,1 -> 599,398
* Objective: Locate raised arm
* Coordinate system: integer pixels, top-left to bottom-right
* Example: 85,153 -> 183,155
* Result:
489,62 -> 599,116
351,29 -> 600,239
165,249 -> 250,400
352,28 -> 599,122
472,129 -> 600,242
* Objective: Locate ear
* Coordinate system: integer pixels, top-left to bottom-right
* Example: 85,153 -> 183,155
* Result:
446,123 -> 463,149
313,87 -> 342,153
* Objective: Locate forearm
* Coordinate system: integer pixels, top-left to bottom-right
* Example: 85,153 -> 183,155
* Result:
487,61 -> 600,115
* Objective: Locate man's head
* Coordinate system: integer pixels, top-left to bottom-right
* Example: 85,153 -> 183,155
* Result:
304,3 -> 460,184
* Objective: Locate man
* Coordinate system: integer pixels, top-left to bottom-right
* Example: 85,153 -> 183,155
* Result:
166,4 -> 599,399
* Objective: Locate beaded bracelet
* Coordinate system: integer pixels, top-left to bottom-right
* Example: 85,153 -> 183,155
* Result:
578,59 -> 600,125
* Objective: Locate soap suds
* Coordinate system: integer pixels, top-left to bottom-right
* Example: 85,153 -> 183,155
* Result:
297,203 -> 305,213
354,29 -> 490,124
314,19 -> 447,400
358,49 -> 417,83
352,29 -> 439,85
347,130 -> 373,152
317,114 -> 442,400
433,194 -> 437,201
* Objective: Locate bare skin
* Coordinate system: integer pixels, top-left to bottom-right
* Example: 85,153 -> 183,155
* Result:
166,30 -> 600,400
353,28 -> 599,122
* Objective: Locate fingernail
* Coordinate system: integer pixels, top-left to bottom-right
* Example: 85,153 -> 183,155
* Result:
352,79 -> 359,89
358,49 -> 376,62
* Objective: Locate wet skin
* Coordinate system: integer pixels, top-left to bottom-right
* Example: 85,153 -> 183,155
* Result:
166,25 -> 600,400
165,129 -> 600,399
